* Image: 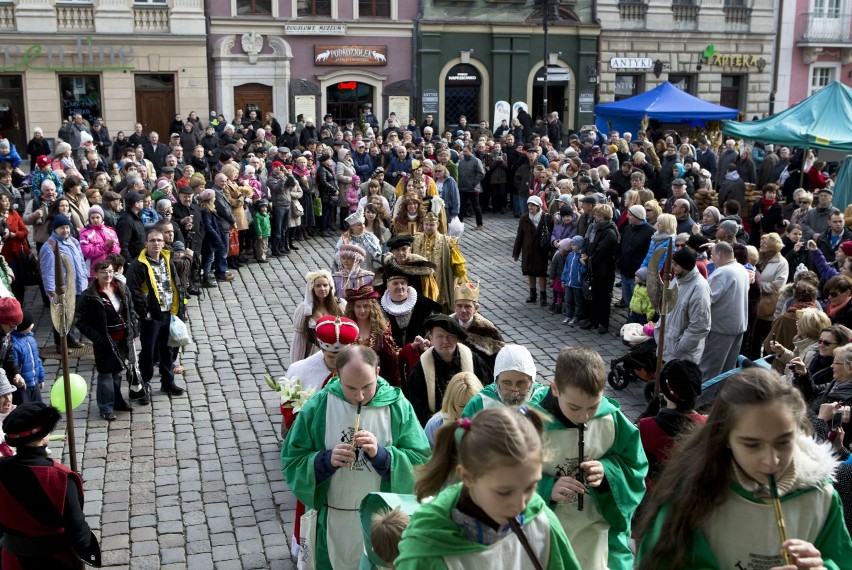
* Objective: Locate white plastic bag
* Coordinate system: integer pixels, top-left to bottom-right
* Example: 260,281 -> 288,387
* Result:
296,509 -> 318,570
448,217 -> 465,239
167,315 -> 192,348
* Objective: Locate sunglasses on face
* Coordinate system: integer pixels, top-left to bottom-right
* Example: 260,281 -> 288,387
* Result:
818,339 -> 838,346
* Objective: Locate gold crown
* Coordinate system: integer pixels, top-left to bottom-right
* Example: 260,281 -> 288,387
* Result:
423,211 -> 440,222
454,279 -> 479,303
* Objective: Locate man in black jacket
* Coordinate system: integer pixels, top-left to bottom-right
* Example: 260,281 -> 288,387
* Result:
115,191 -> 146,262
172,187 -> 204,294
143,132 -> 169,176
617,205 -> 655,309
127,227 -> 186,397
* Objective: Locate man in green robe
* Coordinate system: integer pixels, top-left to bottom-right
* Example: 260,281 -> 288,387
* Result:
281,345 -> 431,569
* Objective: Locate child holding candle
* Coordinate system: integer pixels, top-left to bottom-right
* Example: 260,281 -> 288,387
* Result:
395,406 -> 580,569
532,346 -> 648,570
637,368 -> 852,570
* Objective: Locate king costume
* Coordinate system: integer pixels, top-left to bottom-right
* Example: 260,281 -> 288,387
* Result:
411,213 -> 467,311
281,377 -> 430,570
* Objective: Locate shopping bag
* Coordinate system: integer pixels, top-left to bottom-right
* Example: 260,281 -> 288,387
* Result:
167,315 -> 192,348
228,228 -> 240,256
297,509 -> 318,570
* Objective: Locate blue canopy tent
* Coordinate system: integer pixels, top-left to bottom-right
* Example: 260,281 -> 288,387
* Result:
594,82 -> 739,134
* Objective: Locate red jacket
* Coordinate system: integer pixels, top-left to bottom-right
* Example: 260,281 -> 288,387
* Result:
0,210 -> 29,263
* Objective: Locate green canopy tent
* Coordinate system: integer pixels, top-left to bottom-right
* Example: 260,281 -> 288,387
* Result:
722,81 -> 852,152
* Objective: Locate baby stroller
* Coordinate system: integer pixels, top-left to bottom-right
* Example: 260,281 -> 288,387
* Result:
607,324 -> 657,390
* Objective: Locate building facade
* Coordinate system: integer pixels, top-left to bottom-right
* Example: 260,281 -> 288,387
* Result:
207,0 -> 416,126
597,0 -> 776,119
0,0 -> 208,154
776,0 -> 851,110
417,1 -> 600,133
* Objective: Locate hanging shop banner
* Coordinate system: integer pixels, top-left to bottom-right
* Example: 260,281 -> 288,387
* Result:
422,90 -> 439,114
314,46 -> 387,66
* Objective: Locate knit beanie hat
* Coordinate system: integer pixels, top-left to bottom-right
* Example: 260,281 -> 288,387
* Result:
52,214 -> 72,231
635,267 -> 649,283
672,247 -> 697,272
719,219 -> 739,237
0,297 -> 23,326
558,238 -> 572,251
87,205 -> 104,219
628,205 -> 646,220
570,235 -> 585,248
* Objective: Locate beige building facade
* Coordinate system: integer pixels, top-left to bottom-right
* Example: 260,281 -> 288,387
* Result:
0,0 -> 208,157
597,0 -> 776,119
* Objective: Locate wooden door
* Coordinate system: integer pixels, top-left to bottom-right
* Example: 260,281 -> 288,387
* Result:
135,90 -> 175,140
234,83 -> 273,119
0,76 -> 26,158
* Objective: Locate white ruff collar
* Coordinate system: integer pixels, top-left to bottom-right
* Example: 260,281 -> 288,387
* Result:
381,287 -> 417,316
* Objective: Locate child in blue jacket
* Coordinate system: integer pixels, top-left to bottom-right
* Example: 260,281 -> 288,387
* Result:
10,310 -> 45,404
561,235 -> 587,326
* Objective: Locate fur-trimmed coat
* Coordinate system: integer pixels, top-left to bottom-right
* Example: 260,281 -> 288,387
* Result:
382,253 -> 438,299
452,312 -> 504,370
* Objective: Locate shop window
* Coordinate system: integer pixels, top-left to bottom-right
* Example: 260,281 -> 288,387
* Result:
720,74 -> 745,110
614,74 -> 643,101
326,82 -> 373,126
809,65 -> 837,95
444,64 -> 481,130
59,75 -> 102,125
358,0 -> 390,16
668,74 -> 695,95
237,0 -> 271,14
298,0 -> 331,16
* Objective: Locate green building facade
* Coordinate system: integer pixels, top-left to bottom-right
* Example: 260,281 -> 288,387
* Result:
417,2 -> 600,134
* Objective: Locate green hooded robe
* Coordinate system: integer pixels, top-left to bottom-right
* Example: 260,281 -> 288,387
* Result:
281,376 -> 431,569
394,482 -> 580,569
461,382 -> 550,419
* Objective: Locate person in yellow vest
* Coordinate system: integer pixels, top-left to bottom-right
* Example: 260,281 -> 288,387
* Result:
411,212 -> 466,311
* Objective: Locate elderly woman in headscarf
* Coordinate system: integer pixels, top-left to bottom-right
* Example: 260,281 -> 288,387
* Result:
289,269 -> 345,364
700,205 -> 721,240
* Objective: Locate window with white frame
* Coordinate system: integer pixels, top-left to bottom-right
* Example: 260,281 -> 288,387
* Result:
134,0 -> 167,4
810,65 -> 837,95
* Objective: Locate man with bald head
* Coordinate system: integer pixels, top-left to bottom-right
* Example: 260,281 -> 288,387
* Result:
673,198 -> 696,234
700,242 -> 749,379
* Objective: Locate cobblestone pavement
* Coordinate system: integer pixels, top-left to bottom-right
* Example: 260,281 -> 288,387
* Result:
32,211 -> 646,568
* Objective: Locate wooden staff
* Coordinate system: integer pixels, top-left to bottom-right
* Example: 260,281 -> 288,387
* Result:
769,474 -> 792,565
654,238 -> 674,398
577,423 -> 585,511
350,403 -> 362,470
51,242 -> 78,473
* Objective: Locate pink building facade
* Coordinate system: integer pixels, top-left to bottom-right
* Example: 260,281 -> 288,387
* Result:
208,0 -> 416,126
777,0 -> 851,109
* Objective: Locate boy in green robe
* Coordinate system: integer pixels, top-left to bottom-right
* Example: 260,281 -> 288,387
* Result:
281,345 -> 430,569
532,346 -> 648,570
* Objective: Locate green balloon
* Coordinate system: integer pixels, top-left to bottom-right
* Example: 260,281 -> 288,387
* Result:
51,374 -> 88,412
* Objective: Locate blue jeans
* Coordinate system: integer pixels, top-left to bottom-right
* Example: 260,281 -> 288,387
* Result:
271,205 -> 289,251
621,277 -> 635,308
512,194 -> 526,217
203,239 -> 228,279
564,287 -> 585,319
139,314 -> 176,388
97,371 -> 127,415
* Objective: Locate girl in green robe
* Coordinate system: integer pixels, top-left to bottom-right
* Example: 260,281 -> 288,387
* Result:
638,368 -> 852,570
395,406 -> 580,570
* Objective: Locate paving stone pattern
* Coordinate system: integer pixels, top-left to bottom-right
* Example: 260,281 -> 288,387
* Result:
33,211 -> 646,568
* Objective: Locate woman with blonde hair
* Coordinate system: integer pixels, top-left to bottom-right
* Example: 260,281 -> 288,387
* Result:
422,371 -> 483,447
643,200 -> 662,227
750,232 -> 789,357
769,306 -> 831,374
220,163 -> 252,267
290,269 -> 344,364
641,212 -> 677,271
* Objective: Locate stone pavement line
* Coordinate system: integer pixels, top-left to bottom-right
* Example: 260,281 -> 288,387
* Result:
32,212 -> 644,569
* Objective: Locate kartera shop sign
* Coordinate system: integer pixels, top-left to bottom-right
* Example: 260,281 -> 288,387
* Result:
314,45 -> 387,66
702,45 -> 765,69
0,35 -> 135,72
609,57 -> 653,70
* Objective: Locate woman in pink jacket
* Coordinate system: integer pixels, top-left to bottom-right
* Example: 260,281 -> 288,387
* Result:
79,205 -> 121,276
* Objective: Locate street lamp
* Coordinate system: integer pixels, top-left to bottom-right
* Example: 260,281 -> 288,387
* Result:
541,0 -> 558,118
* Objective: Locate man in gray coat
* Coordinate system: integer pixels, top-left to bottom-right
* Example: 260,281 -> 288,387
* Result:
458,145 -> 485,230
656,247 -> 711,364
700,242 -> 749,379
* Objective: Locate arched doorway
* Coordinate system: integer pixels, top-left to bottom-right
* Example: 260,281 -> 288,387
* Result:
234,83 -> 273,119
325,82 -> 374,125
444,63 -> 482,130
531,66 -> 570,122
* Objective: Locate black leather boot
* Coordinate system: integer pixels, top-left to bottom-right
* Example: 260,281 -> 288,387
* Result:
525,289 -> 537,303
288,228 -> 299,251
539,291 -> 548,307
